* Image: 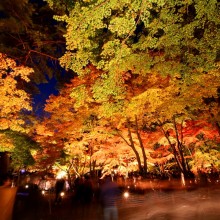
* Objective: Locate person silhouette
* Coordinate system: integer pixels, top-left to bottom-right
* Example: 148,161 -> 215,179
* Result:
100,176 -> 120,220
54,178 -> 65,205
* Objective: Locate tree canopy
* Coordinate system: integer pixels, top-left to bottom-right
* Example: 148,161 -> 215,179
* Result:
0,53 -> 32,133
0,0 -> 220,179
44,0 -> 220,123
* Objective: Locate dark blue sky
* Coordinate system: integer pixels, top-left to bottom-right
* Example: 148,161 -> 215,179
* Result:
33,76 -> 59,117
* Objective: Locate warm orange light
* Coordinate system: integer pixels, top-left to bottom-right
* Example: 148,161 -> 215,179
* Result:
123,191 -> 129,198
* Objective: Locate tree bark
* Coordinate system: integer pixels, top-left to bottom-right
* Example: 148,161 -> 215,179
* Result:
127,124 -> 143,174
134,115 -> 147,176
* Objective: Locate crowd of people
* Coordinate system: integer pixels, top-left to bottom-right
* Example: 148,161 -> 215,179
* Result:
4,166 -> 220,220
70,175 -> 121,220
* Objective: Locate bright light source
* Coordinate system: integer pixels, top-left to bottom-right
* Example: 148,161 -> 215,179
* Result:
25,185 -> 29,189
56,170 -> 67,179
60,192 -> 65,197
21,169 -> 25,174
123,191 -> 129,198
42,190 -> 45,195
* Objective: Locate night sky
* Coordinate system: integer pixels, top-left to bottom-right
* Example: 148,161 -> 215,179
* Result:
33,76 -> 59,117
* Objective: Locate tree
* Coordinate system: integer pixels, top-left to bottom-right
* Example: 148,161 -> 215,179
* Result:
45,0 -> 220,109
0,53 -> 33,133
32,73 -> 99,170
116,117 -> 148,177
157,118 -> 220,178
0,53 -> 44,171
184,121 -> 220,172
4,130 -> 40,171
29,0 -> 220,178
33,67 -> 220,177
47,0 -> 219,73
190,141 -> 220,173
0,0 -> 73,108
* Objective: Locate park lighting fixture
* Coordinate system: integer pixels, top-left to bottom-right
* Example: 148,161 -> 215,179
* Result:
60,192 -> 65,197
42,190 -> 45,195
56,170 -> 67,179
123,191 -> 129,198
25,184 -> 29,189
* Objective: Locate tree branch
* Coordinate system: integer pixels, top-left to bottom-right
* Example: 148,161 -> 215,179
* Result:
25,49 -> 58,65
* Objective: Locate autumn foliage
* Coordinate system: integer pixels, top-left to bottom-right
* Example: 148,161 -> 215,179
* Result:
0,0 -> 220,181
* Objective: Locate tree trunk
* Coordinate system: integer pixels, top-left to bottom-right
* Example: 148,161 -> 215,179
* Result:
116,118 -> 145,176
134,115 -> 147,177
127,124 -> 143,174
173,118 -> 188,176
160,119 -> 190,179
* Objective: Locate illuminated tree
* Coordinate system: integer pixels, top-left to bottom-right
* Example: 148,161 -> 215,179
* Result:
4,130 -> 40,170
42,0 -> 220,175
45,0 -> 220,110
0,53 -> 32,133
183,120 -> 220,172
6,0 -> 217,178
32,75 -> 95,170
0,53 -> 42,170
46,0 -> 219,74
0,0 -> 74,120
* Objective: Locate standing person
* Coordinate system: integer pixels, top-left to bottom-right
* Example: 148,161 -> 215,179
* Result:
82,175 -> 93,205
54,177 -> 65,205
100,175 -> 120,220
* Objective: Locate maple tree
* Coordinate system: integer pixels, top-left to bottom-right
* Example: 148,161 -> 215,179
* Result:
44,0 -> 220,116
1,0 -> 220,179
32,79 -> 91,171
182,120 -> 220,172
0,0 -> 73,107
47,0 -> 219,74
0,53 -> 32,133
0,53 -> 42,171
31,71 -> 136,176
29,55 -> 220,177
5,130 -> 40,170
157,118 -> 219,178
42,0 -> 220,177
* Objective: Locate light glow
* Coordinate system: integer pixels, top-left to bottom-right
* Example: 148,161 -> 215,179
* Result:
56,170 -> 67,179
123,191 -> 129,198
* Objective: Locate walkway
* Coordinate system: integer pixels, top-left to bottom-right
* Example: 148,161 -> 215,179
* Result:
12,185 -> 220,220
0,178 -> 219,220
0,183 -> 17,220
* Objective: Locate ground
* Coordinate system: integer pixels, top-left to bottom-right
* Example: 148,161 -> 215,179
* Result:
2,179 -> 220,220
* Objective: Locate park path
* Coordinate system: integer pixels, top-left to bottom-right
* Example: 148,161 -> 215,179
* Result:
11,185 -> 220,220
0,178 -> 218,220
0,184 -> 17,220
